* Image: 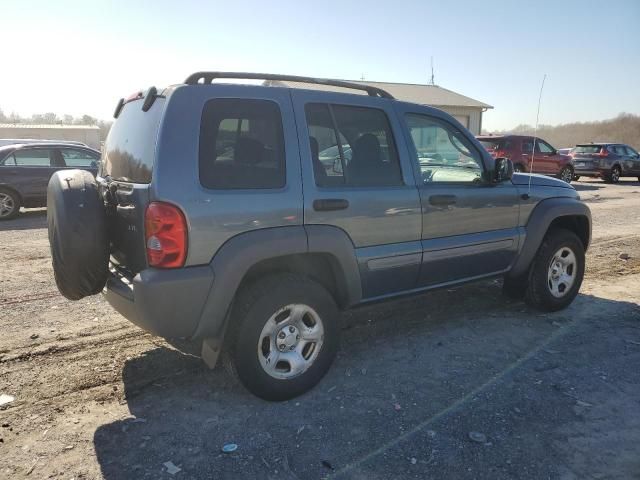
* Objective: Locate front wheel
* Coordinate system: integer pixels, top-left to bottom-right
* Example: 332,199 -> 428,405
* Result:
0,188 -> 21,220
524,228 -> 585,311
558,166 -> 573,183
225,273 -> 340,401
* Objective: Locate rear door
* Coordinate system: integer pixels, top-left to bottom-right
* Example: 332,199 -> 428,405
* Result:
291,90 -> 422,299
534,139 -> 557,174
397,106 -> 521,287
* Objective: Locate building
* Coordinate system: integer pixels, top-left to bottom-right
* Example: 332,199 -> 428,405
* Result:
264,79 -> 492,135
0,124 -> 101,149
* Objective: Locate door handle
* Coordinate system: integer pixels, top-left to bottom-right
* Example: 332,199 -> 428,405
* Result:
429,194 -> 457,206
313,198 -> 349,211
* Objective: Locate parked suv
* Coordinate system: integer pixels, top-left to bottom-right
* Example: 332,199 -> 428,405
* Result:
571,143 -> 640,183
0,143 -> 100,219
476,135 -> 575,183
47,73 -> 591,400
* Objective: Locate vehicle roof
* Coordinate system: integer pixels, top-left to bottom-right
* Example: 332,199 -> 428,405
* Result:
575,142 -> 621,146
0,143 -> 100,154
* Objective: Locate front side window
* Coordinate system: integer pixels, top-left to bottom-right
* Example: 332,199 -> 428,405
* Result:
625,146 -> 639,157
305,103 -> 402,187
12,149 -> 52,166
60,149 -> 99,167
199,99 -> 285,189
537,140 -> 554,153
405,114 -> 483,183
614,145 -> 627,156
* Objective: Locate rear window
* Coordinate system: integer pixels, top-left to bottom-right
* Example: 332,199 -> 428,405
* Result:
574,145 -> 602,154
102,98 -> 165,183
199,98 -> 285,189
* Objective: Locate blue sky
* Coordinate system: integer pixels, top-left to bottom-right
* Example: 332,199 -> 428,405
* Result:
2,0 -> 639,130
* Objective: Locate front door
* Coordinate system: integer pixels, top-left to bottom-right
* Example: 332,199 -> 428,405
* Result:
397,109 -> 521,287
291,90 -> 422,299
534,139 -> 558,174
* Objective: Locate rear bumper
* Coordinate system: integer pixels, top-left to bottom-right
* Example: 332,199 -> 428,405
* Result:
573,168 -> 603,177
104,264 -> 214,339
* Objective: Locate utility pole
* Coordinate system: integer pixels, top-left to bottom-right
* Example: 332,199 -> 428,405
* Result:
429,57 -> 435,85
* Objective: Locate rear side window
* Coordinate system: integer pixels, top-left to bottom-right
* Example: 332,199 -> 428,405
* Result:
199,99 -> 285,189
305,103 -> 402,187
60,149 -> 99,167
12,149 -> 52,166
103,98 -> 165,183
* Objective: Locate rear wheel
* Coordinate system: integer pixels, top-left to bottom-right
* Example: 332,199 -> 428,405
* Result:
524,228 -> 585,311
0,188 -> 21,220
558,166 -> 573,183
604,165 -> 621,183
225,273 -> 340,401
573,175 -> 581,181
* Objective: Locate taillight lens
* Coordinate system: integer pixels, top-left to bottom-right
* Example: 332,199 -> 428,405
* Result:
144,202 -> 187,268
598,147 -> 609,157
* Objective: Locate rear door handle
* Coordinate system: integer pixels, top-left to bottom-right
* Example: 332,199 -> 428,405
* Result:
313,198 -> 349,211
429,194 -> 457,206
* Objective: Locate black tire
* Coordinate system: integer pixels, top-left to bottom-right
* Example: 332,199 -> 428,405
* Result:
47,170 -> 109,300
502,274 -> 528,300
225,273 -> 340,401
573,175 -> 580,181
513,163 -> 525,173
558,166 -> 573,183
604,165 -> 621,183
0,187 -> 21,220
524,228 -> 585,312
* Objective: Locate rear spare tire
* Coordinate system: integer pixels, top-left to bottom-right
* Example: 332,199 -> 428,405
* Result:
47,170 -> 109,300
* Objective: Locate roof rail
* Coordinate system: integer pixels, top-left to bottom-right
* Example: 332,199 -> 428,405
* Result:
184,72 -> 395,99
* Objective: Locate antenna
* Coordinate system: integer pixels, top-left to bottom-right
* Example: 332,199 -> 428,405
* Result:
360,73 -> 365,81
429,57 -> 435,85
527,74 -> 547,198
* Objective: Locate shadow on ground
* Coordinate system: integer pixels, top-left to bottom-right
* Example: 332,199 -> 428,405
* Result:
93,285 -> 640,479
0,208 -> 46,231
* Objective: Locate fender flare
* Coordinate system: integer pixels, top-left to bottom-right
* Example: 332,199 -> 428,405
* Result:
192,225 -> 361,339
509,197 -> 591,277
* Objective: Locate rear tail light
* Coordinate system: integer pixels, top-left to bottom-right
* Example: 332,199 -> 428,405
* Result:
144,202 -> 187,268
495,150 -> 507,158
598,147 -> 609,157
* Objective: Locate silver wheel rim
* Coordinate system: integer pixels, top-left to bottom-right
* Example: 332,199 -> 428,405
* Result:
257,304 -> 325,380
547,246 -> 577,298
612,168 -> 620,182
0,193 -> 15,218
561,168 -> 572,183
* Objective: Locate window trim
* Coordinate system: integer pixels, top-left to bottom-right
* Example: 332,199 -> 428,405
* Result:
198,97 -> 287,191
403,112 -> 487,185
306,101 -> 405,189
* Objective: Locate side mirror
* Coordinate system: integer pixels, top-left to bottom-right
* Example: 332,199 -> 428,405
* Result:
494,157 -> 514,183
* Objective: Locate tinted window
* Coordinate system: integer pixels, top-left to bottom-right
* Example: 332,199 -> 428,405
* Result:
12,149 -> 52,166
60,149 -> 99,167
405,114 -> 483,183
625,146 -> 639,156
199,99 -> 285,189
522,140 -> 534,154
305,103 -> 402,187
614,145 -> 627,155
103,98 -> 165,183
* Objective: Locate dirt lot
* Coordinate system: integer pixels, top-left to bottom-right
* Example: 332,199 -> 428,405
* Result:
1,178 -> 639,480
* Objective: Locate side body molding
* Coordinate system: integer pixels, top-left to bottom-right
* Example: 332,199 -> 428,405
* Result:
193,225 -> 362,340
509,197 -> 591,277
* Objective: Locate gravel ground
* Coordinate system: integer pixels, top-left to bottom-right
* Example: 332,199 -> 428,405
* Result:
1,178 -> 639,480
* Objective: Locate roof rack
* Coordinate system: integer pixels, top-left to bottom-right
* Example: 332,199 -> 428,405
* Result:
184,72 -> 395,99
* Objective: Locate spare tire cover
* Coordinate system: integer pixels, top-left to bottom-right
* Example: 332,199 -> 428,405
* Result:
47,169 -> 109,300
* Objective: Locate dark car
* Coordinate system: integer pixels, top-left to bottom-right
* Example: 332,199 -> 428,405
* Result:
571,143 -> 640,183
0,143 -> 100,219
476,135 -> 575,183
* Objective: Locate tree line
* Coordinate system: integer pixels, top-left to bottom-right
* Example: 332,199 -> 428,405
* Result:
0,108 -> 112,141
484,113 -> 640,149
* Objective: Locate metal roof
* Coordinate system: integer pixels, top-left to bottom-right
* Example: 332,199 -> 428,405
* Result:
264,79 -> 492,109
0,123 -> 99,130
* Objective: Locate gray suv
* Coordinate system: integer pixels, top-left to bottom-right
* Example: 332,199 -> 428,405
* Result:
47,73 -> 591,400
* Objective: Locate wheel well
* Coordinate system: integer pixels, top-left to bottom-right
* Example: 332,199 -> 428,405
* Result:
0,185 -> 22,203
548,215 -> 590,250
240,253 -> 350,309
